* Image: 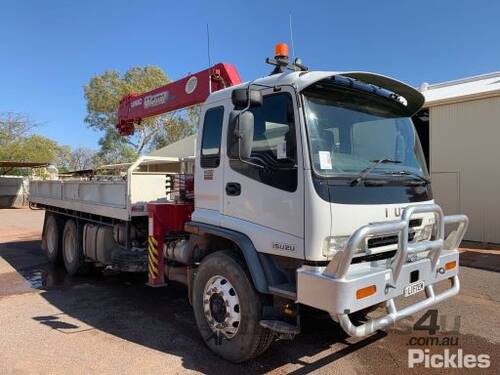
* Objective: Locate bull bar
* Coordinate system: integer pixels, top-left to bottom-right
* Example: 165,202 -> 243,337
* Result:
296,204 -> 468,337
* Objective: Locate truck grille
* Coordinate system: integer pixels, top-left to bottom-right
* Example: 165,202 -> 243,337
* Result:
367,232 -> 416,248
366,219 -> 421,249
352,250 -> 397,264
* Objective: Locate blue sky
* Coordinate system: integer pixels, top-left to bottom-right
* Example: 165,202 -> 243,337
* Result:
1,0 -> 499,149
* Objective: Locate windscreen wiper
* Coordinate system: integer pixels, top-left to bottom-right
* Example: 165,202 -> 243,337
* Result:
383,170 -> 431,184
350,159 -> 402,186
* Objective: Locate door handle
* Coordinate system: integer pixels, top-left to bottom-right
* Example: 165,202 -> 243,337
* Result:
225,182 -> 241,196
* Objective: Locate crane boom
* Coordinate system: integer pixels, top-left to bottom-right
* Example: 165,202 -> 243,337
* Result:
116,62 -> 241,135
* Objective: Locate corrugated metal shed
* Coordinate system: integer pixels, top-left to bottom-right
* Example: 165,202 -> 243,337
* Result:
421,72 -> 500,243
421,71 -> 500,107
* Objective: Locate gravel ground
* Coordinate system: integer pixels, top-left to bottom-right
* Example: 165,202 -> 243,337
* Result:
0,208 -> 498,374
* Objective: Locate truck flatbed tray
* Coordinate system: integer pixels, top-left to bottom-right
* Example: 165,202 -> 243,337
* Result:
28,156 -> 181,222
29,179 -> 130,221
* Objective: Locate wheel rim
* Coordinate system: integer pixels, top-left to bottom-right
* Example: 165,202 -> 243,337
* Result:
203,275 -> 241,339
64,227 -> 76,264
46,221 -> 57,256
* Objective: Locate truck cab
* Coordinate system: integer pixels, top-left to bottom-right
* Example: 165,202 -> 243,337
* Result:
195,70 -> 434,262
188,66 -> 468,356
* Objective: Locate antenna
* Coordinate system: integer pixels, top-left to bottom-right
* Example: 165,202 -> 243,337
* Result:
206,24 -> 212,93
289,13 -> 295,61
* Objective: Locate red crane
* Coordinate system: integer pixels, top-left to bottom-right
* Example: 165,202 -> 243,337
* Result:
116,63 -> 242,136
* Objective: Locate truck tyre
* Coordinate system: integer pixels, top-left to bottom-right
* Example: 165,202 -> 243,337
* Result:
192,250 -> 274,363
44,214 -> 61,264
62,219 -> 87,275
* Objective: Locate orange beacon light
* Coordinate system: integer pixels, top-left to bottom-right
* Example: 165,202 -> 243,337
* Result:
275,42 -> 289,58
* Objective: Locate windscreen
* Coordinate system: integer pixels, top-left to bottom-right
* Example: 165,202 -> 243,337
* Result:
303,85 -> 429,179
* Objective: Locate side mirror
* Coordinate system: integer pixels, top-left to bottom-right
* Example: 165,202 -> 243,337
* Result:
227,110 -> 255,160
232,88 -> 263,110
237,111 -> 254,159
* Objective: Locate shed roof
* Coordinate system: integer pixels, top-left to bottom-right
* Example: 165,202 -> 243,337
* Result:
421,72 -> 500,107
0,161 -> 50,168
148,134 -> 196,158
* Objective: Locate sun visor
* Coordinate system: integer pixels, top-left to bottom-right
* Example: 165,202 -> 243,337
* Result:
299,71 -> 425,116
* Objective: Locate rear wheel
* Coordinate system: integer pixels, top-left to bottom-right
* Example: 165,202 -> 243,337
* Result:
62,219 -> 87,275
44,214 -> 61,264
192,251 -> 274,363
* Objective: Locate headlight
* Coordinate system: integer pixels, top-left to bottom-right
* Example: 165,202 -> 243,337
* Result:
413,224 -> 434,242
322,235 -> 350,258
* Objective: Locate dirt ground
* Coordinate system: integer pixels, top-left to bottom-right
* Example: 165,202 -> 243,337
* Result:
0,208 -> 498,374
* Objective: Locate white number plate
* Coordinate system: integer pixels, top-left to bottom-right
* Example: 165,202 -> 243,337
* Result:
404,280 -> 425,297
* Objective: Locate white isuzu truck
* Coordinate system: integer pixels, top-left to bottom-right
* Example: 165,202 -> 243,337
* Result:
29,43 -> 468,362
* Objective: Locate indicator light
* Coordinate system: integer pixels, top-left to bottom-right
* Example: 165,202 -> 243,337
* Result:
445,261 -> 457,270
356,285 -> 377,299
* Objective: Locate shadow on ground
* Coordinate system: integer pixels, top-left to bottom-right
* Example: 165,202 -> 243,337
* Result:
460,251 -> 500,273
0,238 -> 384,374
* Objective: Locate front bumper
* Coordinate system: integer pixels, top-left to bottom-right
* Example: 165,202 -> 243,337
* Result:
297,204 -> 468,337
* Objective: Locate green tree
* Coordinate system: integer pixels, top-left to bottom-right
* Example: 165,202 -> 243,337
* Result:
93,128 -> 138,165
84,66 -> 197,159
0,135 -> 70,175
147,107 -> 198,152
0,112 -> 72,175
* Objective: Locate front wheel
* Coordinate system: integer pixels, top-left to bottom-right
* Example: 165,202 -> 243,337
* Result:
192,251 -> 274,363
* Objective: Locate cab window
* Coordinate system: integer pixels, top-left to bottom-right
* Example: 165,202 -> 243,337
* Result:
229,93 -> 297,192
200,106 -> 224,168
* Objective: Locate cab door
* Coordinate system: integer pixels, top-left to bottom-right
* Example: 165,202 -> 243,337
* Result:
222,88 -> 304,259
193,105 -> 226,226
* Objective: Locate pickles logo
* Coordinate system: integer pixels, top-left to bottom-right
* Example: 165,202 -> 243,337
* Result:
408,349 -> 490,369
272,242 -> 296,252
406,310 -> 490,369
